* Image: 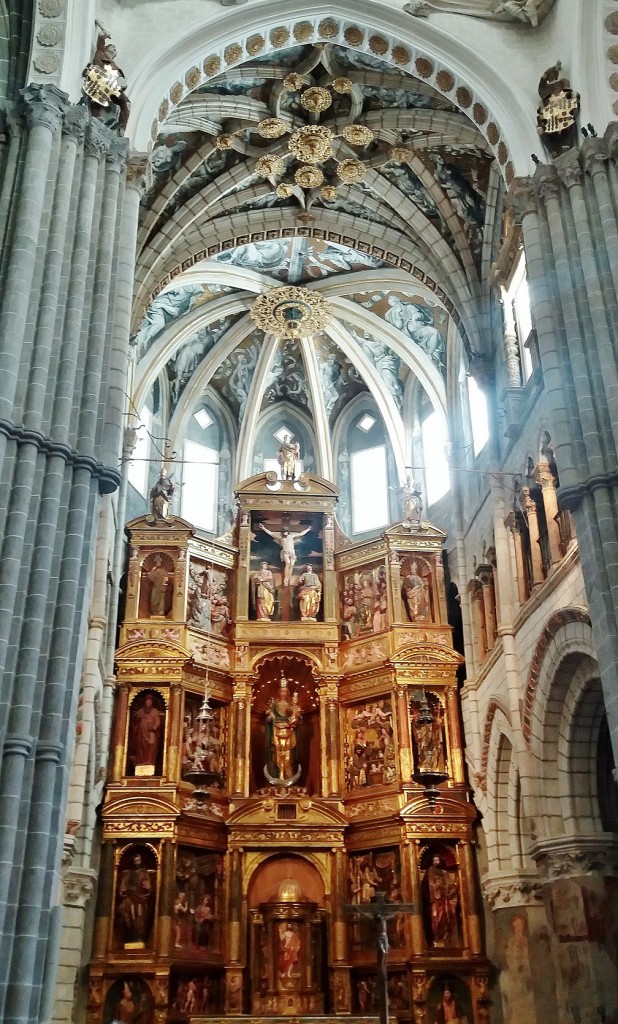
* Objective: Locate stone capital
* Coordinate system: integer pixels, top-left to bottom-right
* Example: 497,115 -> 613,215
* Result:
481,871 -> 544,909
106,137 -> 129,173
63,866 -> 98,908
507,177 -> 538,224
62,104 -> 88,142
84,119 -> 112,159
126,152 -> 149,191
555,152 -> 582,189
581,138 -> 609,177
535,167 -> 561,204
530,834 -> 618,879
20,82 -> 69,133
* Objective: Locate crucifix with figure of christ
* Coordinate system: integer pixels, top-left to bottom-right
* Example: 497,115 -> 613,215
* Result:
344,890 -> 416,1024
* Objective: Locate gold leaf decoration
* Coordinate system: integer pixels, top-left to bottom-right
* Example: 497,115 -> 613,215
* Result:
369,35 -> 389,55
158,99 -> 169,121
224,43 -> 242,64
332,77 -> 353,94
170,82 -> 183,104
270,26 -> 290,47
288,124 -> 334,164
283,73 -> 305,92
320,185 -> 338,201
203,55 -> 221,76
295,165 -> 324,188
246,34 -> 265,56
344,26 -> 364,47
301,87 -> 333,113
256,155 -> 285,178
342,124 -> 374,146
215,134 -> 234,150
276,183 -> 295,198
336,158 -> 366,183
293,21 -> 313,42
318,18 -> 338,39
251,286 -> 332,339
391,45 -> 410,65
185,67 -> 201,90
257,117 -> 289,139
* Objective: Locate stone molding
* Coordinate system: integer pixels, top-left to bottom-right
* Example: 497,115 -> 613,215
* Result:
530,834 -> 618,879
481,872 -> 544,909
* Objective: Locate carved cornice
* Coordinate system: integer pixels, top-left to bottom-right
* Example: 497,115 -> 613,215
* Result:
530,834 -> 618,879
481,872 -> 544,909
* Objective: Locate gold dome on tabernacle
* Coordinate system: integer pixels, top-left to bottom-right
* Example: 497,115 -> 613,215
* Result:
276,877 -> 303,902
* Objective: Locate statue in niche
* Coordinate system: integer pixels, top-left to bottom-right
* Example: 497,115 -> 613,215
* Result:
297,564 -> 322,621
259,522 -> 312,587
146,554 -> 172,617
402,563 -> 430,621
188,565 -> 213,631
428,978 -> 470,1024
182,695 -> 224,784
127,690 -> 165,776
411,695 -> 446,774
149,467 -> 175,523
173,849 -> 223,952
422,852 -> 461,948
277,433 -> 301,480
82,23 -> 131,135
252,562 -> 276,621
264,678 -> 302,786
348,849 -> 405,951
115,846 -> 157,947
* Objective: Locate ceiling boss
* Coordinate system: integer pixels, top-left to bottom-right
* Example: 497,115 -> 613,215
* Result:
250,286 -> 333,340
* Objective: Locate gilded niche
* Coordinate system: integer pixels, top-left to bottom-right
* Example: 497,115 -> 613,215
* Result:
341,563 -> 388,638
343,697 -> 396,790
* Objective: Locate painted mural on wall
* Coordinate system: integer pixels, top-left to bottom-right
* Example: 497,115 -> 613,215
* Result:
173,848 -> 224,954
348,848 -> 405,950
182,692 -> 225,786
344,697 -> 396,790
167,314 -> 237,409
316,340 -> 369,419
103,977 -> 155,1024
353,290 -> 448,374
341,565 -> 388,638
213,336 -> 261,422
211,236 -> 385,283
348,327 -> 404,409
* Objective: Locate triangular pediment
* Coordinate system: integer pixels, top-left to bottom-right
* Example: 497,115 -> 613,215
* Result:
384,520 -> 447,542
235,472 -> 340,500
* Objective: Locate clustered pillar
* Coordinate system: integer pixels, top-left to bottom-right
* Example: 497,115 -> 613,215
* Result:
0,84 -> 140,1024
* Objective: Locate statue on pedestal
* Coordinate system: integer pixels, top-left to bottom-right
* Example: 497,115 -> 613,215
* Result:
253,562 -> 276,620
149,467 -> 175,523
277,434 -> 300,480
264,678 -> 302,786
297,564 -> 321,621
82,22 -> 131,134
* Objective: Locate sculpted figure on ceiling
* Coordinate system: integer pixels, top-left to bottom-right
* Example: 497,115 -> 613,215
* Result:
404,0 -> 556,26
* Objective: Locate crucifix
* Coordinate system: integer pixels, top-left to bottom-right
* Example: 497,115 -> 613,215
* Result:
344,890 -> 416,1024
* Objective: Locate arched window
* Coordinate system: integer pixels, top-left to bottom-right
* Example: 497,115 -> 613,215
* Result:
180,406 -> 221,533
467,375 -> 489,456
421,410 -> 450,505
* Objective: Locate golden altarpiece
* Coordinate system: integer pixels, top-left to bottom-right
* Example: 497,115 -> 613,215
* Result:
89,473 -> 489,1024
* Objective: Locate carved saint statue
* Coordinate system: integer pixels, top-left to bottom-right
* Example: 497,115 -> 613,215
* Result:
402,565 -> 429,621
252,562 -> 275,621
116,849 -> 156,946
424,854 -> 461,947
264,679 -> 301,786
277,434 -> 300,480
82,23 -> 131,134
259,523 -> 311,587
128,691 -> 164,775
297,564 -> 322,621
149,468 -> 175,523
147,555 -> 171,617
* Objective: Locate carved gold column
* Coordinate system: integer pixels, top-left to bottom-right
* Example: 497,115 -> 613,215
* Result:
172,546 -> 186,620
506,511 -> 528,604
91,841 -> 115,958
235,510 -> 252,621
166,682 -> 183,782
458,840 -> 482,955
320,676 -> 341,796
476,564 -> 496,649
323,513 -> 337,621
387,550 -> 404,622
157,839 -> 175,955
408,841 -> 426,954
331,848 -> 351,1013
445,684 -> 465,784
522,486 -> 544,584
229,675 -> 251,797
126,544 -> 140,620
225,848 -> 245,1012
536,460 -> 563,565
111,682 -> 130,781
395,682 -> 412,784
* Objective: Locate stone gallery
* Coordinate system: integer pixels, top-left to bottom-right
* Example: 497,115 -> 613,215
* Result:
0,2 -> 617,1024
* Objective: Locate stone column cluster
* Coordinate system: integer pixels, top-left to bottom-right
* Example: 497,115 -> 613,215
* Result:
0,84 -> 141,1024
510,128 -> 618,766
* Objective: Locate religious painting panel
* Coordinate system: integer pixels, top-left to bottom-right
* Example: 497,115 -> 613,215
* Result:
388,971 -> 412,1015
344,697 -> 396,791
341,563 -> 388,638
249,511 -> 323,622
103,976 -> 155,1024
181,692 -> 226,788
187,562 -> 232,636
173,847 -> 224,955
426,974 -> 473,1024
420,844 -> 462,950
409,691 -> 447,776
125,689 -> 167,777
400,555 -> 433,623
348,847 -> 405,951
113,844 -> 159,950
168,971 -> 223,1019
352,971 -> 379,1014
139,551 -> 175,619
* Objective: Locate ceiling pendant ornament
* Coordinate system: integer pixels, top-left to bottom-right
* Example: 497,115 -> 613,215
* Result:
256,154 -> 285,178
342,124 -> 374,146
250,286 -> 333,339
336,158 -> 367,184
257,117 -> 289,139
301,86 -> 333,113
295,165 -> 324,188
287,124 -> 334,164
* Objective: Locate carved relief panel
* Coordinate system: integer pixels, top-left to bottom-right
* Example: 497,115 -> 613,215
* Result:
348,847 -> 406,953
343,697 -> 396,791
341,563 -> 388,638
181,692 -> 227,788
173,847 -> 225,955
187,561 -> 232,637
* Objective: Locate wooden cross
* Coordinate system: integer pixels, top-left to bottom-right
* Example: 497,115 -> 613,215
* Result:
344,890 -> 416,1024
